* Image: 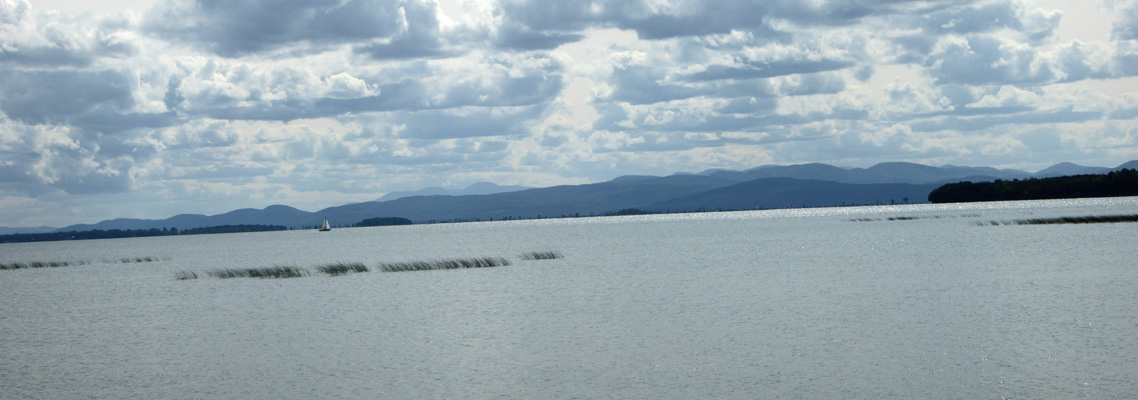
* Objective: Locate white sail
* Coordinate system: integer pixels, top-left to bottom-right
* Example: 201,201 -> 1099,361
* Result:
319,217 -> 331,231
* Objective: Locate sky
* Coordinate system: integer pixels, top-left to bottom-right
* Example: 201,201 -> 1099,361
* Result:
1,0 -> 1137,228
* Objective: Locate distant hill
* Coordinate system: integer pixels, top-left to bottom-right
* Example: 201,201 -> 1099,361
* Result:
6,159 -> 1131,234
642,178 -> 941,211
319,174 -> 740,223
703,162 -> 1031,184
59,205 -> 316,232
1033,162 -> 1111,178
0,226 -> 57,235
376,182 -> 531,201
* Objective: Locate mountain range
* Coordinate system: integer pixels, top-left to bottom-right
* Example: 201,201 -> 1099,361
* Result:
4,160 -> 1136,235
374,182 -> 531,201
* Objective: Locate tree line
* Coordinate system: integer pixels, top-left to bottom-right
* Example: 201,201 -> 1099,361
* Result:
0,224 -> 288,244
351,217 -> 413,227
928,169 -> 1138,203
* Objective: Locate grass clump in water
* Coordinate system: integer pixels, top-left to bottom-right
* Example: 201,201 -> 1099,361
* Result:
315,262 -> 369,276
0,260 -> 86,270
1013,214 -> 1138,225
980,213 -> 1138,226
206,266 -> 310,279
112,256 -> 163,264
521,251 -> 563,260
121,256 -> 160,263
378,257 -> 510,272
174,270 -> 199,280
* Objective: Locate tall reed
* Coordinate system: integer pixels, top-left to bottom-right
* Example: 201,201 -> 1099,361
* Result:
119,256 -> 162,263
377,257 -> 511,272
980,214 -> 1138,226
174,270 -> 199,280
315,262 -> 369,276
0,260 -> 87,270
206,266 -> 310,279
520,251 -> 563,260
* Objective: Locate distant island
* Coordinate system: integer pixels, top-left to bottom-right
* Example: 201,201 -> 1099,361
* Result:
352,217 -> 413,227
928,169 -> 1138,203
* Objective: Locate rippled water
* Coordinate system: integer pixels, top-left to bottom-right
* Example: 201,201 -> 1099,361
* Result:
3,198 -> 1137,399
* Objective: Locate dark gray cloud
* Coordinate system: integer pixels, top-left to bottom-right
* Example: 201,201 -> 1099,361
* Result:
593,101 -> 868,135
0,70 -> 135,124
602,60 -> 796,106
494,0 -> 1028,52
907,106 -> 1035,120
0,121 -> 147,195
778,73 -> 846,96
909,107 -> 1102,132
188,65 -> 563,121
439,72 -> 564,108
493,0 -> 787,49
494,23 -> 586,51
1,47 -> 98,68
495,0 -> 934,49
144,0 -> 413,57
606,64 -> 701,105
1114,48 -> 1138,77
1108,105 -> 1138,120
891,1 -> 1060,64
914,1 -> 1058,38
394,105 -> 547,139
892,33 -> 939,63
684,58 -> 854,82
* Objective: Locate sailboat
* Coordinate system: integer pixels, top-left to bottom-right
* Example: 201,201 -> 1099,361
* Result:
318,217 -> 332,232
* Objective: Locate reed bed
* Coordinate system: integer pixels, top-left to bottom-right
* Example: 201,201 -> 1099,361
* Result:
377,257 -> 511,272
174,270 -> 199,280
0,260 -> 87,270
315,262 -> 369,276
118,256 -> 162,263
982,214 -> 1138,226
850,214 -> 982,223
206,266 -> 310,279
521,251 -> 563,260
178,256 -> 514,280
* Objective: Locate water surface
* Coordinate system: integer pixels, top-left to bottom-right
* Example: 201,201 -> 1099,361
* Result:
2,198 -> 1137,398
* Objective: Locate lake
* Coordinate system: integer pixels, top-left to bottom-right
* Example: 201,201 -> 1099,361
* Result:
2,198 -> 1137,399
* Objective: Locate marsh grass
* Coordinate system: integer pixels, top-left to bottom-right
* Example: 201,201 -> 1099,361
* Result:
114,256 -> 163,264
174,270 -> 199,280
315,262 -> 369,276
980,214 -> 1138,226
178,255 -> 514,280
0,260 -> 88,270
850,214 -> 985,223
521,251 -> 563,260
378,257 -> 511,272
206,266 -> 310,279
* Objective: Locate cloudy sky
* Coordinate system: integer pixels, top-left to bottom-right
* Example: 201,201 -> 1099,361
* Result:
2,0 -> 1137,227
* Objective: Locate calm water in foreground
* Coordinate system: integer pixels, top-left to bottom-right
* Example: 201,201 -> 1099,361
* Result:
2,198 -> 1137,399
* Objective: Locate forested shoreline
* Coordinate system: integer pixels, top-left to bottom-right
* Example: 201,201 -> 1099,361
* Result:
928,169 -> 1138,203
0,224 -> 288,244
